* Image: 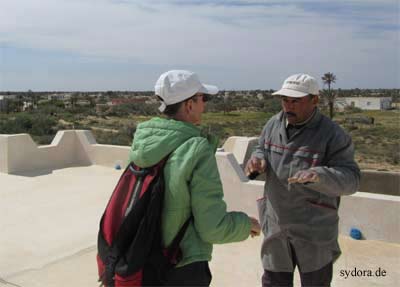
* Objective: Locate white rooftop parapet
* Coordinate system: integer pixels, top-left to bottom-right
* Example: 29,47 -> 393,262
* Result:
0,130 -> 130,174
339,192 -> 400,243
222,136 -> 259,166
0,131 -> 91,174
216,136 -> 400,243
1,132 -> 399,243
215,151 -> 263,216
75,130 -> 130,167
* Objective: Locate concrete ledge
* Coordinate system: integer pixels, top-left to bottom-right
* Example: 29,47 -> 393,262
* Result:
0,131 -> 91,174
215,141 -> 400,243
75,130 -> 130,167
224,136 -> 400,196
0,135 -> 9,173
222,136 -> 258,166
1,132 -> 399,243
339,192 -> 400,243
0,130 -> 130,174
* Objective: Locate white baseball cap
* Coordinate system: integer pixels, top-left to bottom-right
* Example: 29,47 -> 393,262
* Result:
155,70 -> 219,112
272,73 -> 319,98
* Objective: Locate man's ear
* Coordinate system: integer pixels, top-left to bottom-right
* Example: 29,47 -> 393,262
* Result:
312,96 -> 319,105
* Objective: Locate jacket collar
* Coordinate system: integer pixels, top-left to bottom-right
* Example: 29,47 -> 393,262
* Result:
277,108 -> 323,143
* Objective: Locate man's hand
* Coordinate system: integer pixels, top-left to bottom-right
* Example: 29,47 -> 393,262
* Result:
249,216 -> 261,237
244,157 -> 266,178
288,169 -> 319,184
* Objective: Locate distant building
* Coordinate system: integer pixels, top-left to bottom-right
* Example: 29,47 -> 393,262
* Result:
256,93 -> 264,100
109,98 -> 147,106
23,101 -> 34,111
76,100 -> 91,106
391,102 -> 400,110
335,97 -> 392,111
48,93 -> 72,101
0,94 -> 17,100
0,96 -> 7,112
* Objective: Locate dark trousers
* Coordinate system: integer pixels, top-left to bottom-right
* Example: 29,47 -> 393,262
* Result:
164,261 -> 212,286
262,244 -> 332,287
262,262 -> 332,287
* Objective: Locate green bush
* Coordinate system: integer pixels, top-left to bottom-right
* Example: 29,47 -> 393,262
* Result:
0,113 -> 57,141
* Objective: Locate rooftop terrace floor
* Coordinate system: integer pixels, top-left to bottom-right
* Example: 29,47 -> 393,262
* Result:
1,166 -> 399,286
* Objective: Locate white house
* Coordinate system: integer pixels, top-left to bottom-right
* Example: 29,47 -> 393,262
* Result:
47,93 -> 72,101
336,97 -> 392,111
0,96 -> 6,112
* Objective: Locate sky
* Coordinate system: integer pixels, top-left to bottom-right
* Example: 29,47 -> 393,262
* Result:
0,0 -> 399,91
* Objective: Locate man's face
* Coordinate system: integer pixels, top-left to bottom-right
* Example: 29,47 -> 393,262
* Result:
281,95 -> 318,125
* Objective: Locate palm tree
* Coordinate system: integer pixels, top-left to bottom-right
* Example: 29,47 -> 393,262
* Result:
321,72 -> 337,119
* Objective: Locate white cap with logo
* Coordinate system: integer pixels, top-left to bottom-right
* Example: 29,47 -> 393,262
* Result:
272,73 -> 319,98
155,70 -> 219,112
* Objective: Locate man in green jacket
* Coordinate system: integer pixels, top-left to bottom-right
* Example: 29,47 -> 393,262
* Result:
129,70 -> 261,286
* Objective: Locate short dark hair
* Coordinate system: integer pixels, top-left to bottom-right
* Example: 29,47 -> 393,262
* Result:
163,102 -> 183,116
157,94 -> 202,117
157,96 -> 185,117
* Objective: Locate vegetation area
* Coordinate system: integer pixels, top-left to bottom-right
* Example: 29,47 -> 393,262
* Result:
0,92 -> 399,171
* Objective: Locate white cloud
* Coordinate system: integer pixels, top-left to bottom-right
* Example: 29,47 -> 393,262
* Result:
0,0 -> 398,89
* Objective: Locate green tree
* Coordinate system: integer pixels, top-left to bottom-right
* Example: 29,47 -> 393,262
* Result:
70,93 -> 79,108
321,72 -> 337,119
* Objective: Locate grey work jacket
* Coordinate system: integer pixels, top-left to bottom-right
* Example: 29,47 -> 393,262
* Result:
253,109 -> 360,273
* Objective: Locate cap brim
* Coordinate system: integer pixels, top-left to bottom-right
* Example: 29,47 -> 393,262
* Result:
272,88 -> 309,98
199,84 -> 219,95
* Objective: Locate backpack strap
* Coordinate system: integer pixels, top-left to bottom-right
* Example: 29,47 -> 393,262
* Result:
164,215 -> 193,264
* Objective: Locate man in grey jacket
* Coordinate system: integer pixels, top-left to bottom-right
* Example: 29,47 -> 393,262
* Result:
245,73 -> 360,287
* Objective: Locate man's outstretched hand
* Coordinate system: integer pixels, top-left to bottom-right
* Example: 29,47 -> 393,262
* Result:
288,169 -> 320,184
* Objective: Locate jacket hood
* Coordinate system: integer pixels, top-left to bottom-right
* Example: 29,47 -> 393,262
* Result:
129,117 -> 202,167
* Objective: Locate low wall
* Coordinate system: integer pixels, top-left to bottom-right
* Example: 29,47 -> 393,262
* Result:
0,132 -> 398,243
219,136 -> 400,243
0,130 -> 130,174
215,150 -> 400,244
339,192 -> 400,243
223,136 -> 400,196
0,132 -> 91,174
222,136 -> 258,166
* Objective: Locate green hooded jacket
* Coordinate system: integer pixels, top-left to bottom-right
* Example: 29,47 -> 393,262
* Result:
129,117 -> 251,267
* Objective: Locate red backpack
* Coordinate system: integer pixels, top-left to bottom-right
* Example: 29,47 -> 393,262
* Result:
97,158 -> 191,287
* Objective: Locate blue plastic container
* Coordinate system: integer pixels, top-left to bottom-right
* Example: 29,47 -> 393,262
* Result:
350,228 -> 362,240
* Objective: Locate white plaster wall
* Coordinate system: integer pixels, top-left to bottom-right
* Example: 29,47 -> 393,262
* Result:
0,135 -> 9,173
339,192 -> 400,243
216,137 -> 400,243
216,151 -> 263,216
343,97 -> 392,110
0,130 -> 130,174
1,132 -> 399,243
3,131 -> 91,174
222,136 -> 258,166
75,130 -> 130,167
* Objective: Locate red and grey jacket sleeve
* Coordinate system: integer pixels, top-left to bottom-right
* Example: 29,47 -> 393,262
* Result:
307,129 -> 361,197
